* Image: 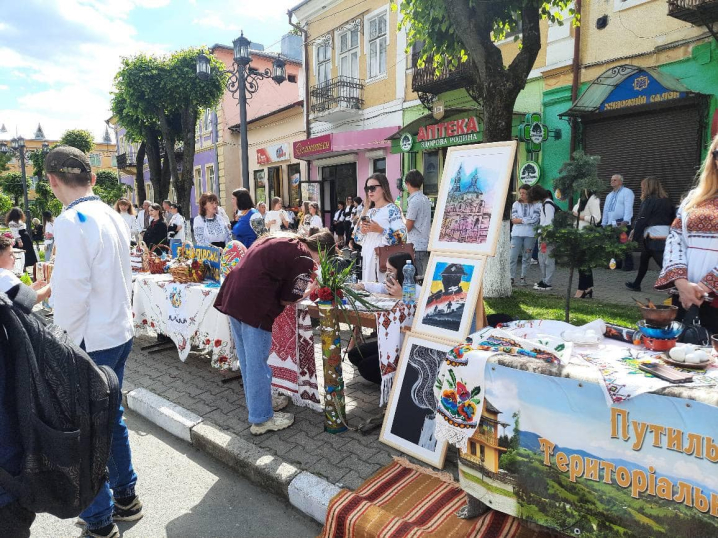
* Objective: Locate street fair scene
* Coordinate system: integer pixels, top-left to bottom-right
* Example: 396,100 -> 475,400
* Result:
3,1 -> 718,538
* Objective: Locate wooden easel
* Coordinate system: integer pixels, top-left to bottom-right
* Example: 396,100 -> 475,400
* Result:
474,285 -> 488,333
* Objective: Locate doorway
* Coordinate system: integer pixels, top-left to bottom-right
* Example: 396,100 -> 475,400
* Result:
321,163 -> 357,224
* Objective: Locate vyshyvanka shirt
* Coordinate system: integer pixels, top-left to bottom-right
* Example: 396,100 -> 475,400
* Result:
52,198 -> 133,352
214,237 -> 314,330
601,186 -> 635,227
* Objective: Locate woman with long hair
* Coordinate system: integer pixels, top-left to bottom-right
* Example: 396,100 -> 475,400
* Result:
194,192 -> 231,247
214,229 -> 336,435
655,136 -> 718,332
231,188 -> 264,248
308,202 -> 323,229
5,207 -> 37,271
264,196 -> 288,233
114,198 -> 136,244
354,173 -> 407,283
42,210 -> 56,261
142,203 -> 168,250
572,190 -> 602,298
625,178 -> 675,292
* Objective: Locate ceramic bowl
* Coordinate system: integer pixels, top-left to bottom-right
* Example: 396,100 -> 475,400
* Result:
640,305 -> 678,327
636,320 -> 684,339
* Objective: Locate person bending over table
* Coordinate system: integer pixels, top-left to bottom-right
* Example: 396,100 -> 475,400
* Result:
348,253 -> 421,385
214,229 -> 336,435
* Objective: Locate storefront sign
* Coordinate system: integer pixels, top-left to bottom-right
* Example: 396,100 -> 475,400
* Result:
600,72 -> 686,112
399,133 -> 413,152
518,113 -> 548,153
519,161 -> 541,185
257,143 -> 289,165
293,135 -> 332,159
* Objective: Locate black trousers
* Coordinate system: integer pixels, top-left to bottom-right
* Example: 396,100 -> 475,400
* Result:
347,341 -> 381,385
578,268 -> 594,290
0,501 -> 35,538
633,239 -> 665,287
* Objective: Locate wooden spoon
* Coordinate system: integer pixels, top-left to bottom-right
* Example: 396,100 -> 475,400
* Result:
632,297 -> 647,308
646,298 -> 657,309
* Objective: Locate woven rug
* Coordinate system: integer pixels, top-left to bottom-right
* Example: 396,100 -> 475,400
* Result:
320,460 -> 544,538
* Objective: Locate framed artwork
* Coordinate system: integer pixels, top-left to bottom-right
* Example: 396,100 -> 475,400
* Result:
413,254 -> 486,342
428,141 -> 517,256
380,332 -> 453,468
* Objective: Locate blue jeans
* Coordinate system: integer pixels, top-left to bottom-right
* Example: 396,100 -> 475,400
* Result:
228,318 -> 274,424
80,339 -> 137,530
510,235 -> 535,279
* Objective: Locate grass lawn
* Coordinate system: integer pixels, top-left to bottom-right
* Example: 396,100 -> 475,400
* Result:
485,289 -> 642,328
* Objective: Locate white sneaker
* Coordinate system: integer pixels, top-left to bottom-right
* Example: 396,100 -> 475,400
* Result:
530,259 -> 538,265
272,394 -> 289,411
250,412 -> 295,435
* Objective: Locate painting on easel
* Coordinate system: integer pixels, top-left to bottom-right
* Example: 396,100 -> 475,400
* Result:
428,141 -> 517,257
413,254 -> 486,342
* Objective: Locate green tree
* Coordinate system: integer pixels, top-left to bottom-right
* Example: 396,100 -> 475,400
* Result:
59,129 -> 95,154
0,153 -> 11,174
538,151 -> 636,321
94,169 -> 126,206
0,172 -> 30,206
0,192 -> 12,217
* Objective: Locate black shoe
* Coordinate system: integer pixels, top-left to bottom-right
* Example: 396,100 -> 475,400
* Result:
625,281 -> 641,292
578,289 -> 594,299
81,524 -> 119,538
113,495 -> 143,522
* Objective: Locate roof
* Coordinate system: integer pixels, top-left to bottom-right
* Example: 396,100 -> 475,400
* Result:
230,100 -> 304,130
484,398 -> 500,414
560,64 -> 696,118
209,44 -> 302,66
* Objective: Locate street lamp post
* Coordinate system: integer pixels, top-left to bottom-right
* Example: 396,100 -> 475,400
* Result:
0,137 -> 50,232
196,32 -> 286,190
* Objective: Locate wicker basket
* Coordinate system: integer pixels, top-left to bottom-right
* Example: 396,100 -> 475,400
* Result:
130,241 -> 150,273
168,243 -> 204,283
148,244 -> 170,274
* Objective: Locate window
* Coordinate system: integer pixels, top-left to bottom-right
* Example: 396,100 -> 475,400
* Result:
254,169 -> 267,205
317,42 -> 331,86
268,166 -> 282,200
410,40 -> 425,69
145,182 -> 154,202
89,153 -> 102,167
194,167 -> 203,198
288,74 -> 297,83
204,109 -> 212,132
367,10 -> 388,79
206,164 -> 215,194
470,442 -> 477,456
480,445 -> 485,461
373,158 -> 386,175
111,155 -> 117,167
423,151 -> 439,196
338,27 -> 359,80
288,163 -> 301,207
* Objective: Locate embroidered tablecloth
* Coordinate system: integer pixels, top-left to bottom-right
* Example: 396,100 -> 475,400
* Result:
132,274 -> 321,411
376,302 -> 416,407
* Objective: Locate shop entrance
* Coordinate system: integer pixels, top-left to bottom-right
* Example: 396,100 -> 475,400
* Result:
321,163 -> 357,224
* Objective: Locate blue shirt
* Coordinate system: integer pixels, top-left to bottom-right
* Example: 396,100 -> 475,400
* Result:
601,187 -> 635,227
232,208 -> 260,248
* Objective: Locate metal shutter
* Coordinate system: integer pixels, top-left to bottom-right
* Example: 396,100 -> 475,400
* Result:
583,103 -> 702,217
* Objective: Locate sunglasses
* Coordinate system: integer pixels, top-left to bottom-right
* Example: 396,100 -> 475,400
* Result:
365,184 -> 380,193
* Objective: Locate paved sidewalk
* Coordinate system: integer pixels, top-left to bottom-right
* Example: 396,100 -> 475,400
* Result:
125,333 -> 459,493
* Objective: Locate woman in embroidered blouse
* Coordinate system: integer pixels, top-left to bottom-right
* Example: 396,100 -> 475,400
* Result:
354,173 -> 407,283
231,188 -> 264,248
572,190 -> 602,299
655,136 -> 718,333
194,192 -> 231,248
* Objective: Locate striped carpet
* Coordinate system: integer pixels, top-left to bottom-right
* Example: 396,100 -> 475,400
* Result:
320,460 -> 545,538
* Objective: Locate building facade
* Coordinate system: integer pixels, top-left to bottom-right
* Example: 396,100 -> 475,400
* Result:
290,0 -> 406,225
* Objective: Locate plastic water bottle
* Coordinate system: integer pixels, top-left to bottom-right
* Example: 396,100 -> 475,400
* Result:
402,261 -> 416,305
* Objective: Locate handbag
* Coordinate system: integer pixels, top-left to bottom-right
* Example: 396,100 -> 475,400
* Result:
374,242 -> 415,274
679,305 -> 711,346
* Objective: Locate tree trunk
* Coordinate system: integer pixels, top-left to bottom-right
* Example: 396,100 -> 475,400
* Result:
144,134 -> 164,202
157,109 -> 182,208
482,221 -> 512,298
565,266 -> 575,323
175,107 -> 199,220
161,155 -> 171,202
134,142 -> 147,203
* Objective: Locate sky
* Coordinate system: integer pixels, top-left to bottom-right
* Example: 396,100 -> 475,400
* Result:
0,0 -> 299,143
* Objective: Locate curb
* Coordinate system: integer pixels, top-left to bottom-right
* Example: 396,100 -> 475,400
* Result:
121,383 -> 337,525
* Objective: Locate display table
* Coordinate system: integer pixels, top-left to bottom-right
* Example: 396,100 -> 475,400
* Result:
446,320 -> 718,538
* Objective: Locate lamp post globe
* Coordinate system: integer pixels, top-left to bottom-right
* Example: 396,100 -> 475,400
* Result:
196,53 -> 211,81
272,58 -> 286,85
10,137 -> 18,150
16,136 -> 25,149
42,141 -> 50,152
233,33 -> 251,66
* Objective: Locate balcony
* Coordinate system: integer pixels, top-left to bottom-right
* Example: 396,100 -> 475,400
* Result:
668,0 -> 718,25
411,54 -> 474,96
309,76 -> 364,123
116,153 -> 136,172
160,142 -> 184,160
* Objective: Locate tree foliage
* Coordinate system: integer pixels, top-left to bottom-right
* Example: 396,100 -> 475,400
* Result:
0,153 -> 10,174
59,129 -> 95,154
537,152 -> 636,321
0,192 -> 12,217
112,48 -> 225,216
32,179 -> 62,217
94,169 -> 126,206
0,172 -> 30,206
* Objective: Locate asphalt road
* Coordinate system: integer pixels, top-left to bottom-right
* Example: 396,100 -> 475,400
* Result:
31,411 -> 322,538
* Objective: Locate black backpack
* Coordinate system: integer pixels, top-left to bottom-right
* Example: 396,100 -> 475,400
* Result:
542,199 -> 563,218
0,288 -> 120,518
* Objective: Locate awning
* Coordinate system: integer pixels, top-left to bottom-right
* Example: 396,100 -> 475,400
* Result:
560,64 -> 698,118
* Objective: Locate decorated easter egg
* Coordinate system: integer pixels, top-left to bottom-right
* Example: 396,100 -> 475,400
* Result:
221,240 -> 247,278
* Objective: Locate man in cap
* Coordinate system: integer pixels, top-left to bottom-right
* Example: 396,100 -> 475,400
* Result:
44,145 -> 141,538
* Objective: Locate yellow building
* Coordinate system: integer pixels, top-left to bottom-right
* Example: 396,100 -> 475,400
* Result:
460,399 -> 508,475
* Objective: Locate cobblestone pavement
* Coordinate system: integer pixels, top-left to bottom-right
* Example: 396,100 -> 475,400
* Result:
126,332 -> 459,492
